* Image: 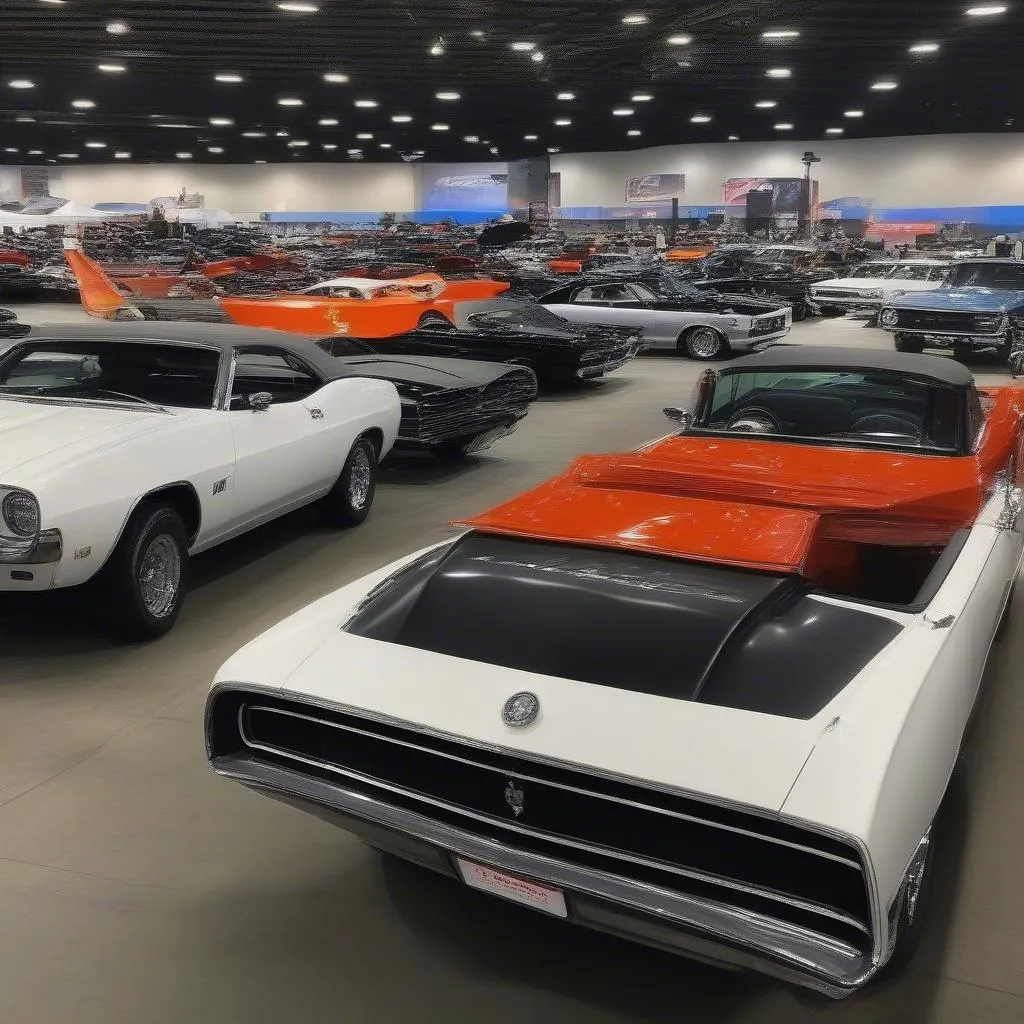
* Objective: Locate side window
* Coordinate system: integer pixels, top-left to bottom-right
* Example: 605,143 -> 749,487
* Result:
231,347 -> 322,407
573,284 -> 642,307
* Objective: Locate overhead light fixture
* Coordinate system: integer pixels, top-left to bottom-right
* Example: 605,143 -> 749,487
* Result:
728,135 -> 740,141
826,127 -> 844,134
531,51 -> 544,62
667,34 -> 693,45
322,143 -> 338,150
354,99 -> 378,107
37,0 -> 66,4
774,122 -> 794,130
690,114 -> 712,123
15,116 -> 35,122
288,139 -> 310,146
356,132 -> 373,139
4,148 -> 18,154
8,79 -> 36,89
557,91 -> 576,100
318,118 -> 338,126
105,20 -> 130,34
844,109 -> 864,117
463,134 -> 479,142
208,146 -> 225,153
966,4 -> 1008,15
755,100 -> 777,108
71,99 -> 96,108
627,129 -> 642,137
85,141 -> 106,148
429,41 -> 445,56
523,134 -> 538,140
254,159 -> 267,163
156,122 -> 194,128
909,42 -> 940,53
209,117 -> 234,126
431,123 -> 450,131
391,114 -> 412,123
278,97 -> 303,106
612,107 -> 635,116
98,63 -> 126,73
489,146 -> 499,154
621,13 -> 649,24
379,143 -> 392,148
275,130 -> 290,137
436,91 -> 461,100
871,80 -> 898,91
631,93 -> 654,102
176,151 -> 193,159
323,72 -> 349,83
28,149 -> 44,155
215,73 -> 244,83
277,2 -> 319,11
547,146 -> 560,153
510,41 -> 536,51
766,67 -> 792,78
242,130 -> 267,137
554,118 -> 572,126
114,151 -> 130,158
762,29 -> 800,39
346,148 -> 362,154
470,29 -> 485,38
57,153 -> 79,159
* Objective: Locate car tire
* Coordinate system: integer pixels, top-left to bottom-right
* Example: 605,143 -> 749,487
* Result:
681,325 -> 729,361
98,502 -> 189,641
321,436 -> 377,527
894,333 -> 924,354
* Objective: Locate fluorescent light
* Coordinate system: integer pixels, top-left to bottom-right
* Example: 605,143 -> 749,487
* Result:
762,29 -> 800,39
354,99 -> 377,107
8,79 -> 35,89
966,5 -> 1007,15
254,159 -> 267,163
766,67 -> 792,78
318,118 -> 338,126
278,97 -> 303,106
622,13 -> 649,24
667,34 -> 693,45
209,117 -> 234,126
15,116 -> 34,122
524,134 -> 538,140
71,99 -> 96,108
627,129 -> 642,137
728,135 -> 740,141
391,114 -> 412,123
105,20 -> 130,34
909,42 -> 940,53
208,146 -> 225,153
346,148 -> 361,154
774,122 -> 794,130
471,30 -> 485,38
98,63 -> 126,73
632,93 -> 654,101
690,114 -> 712,123
288,141 -> 309,148
242,130 -> 267,137
114,151 -> 130,158
379,143 -> 392,148
557,92 -> 576,100
215,73 -> 243,83
323,73 -> 349,83
826,127 -> 844,135
554,118 -> 572,126
755,100 -> 777,108
612,107 -> 635,116
57,153 -> 79,159
844,109 -> 864,117
510,41 -> 536,51
356,132 -> 373,139
176,152 -> 193,159
435,91 -> 460,100
531,51 -> 544,61
463,135 -> 479,142
4,148 -> 18,154
322,143 -> 338,150
156,123 -> 193,128
275,130 -> 290,137
277,2 -> 318,11
547,147 -> 560,153
431,123 -> 450,131
871,80 -> 898,91
85,141 -> 107,148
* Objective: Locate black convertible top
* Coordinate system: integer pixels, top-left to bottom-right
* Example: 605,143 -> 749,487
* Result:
727,345 -> 973,387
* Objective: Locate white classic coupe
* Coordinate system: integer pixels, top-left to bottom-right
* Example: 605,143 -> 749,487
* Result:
0,322 -> 401,638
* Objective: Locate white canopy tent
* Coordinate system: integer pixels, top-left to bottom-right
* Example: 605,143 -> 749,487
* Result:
165,208 -> 237,226
0,200 -> 127,230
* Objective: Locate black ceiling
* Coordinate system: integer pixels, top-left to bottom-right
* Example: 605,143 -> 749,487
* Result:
1,0 -> 1020,164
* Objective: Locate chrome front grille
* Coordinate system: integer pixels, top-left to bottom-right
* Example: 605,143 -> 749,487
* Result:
890,309 -> 1005,334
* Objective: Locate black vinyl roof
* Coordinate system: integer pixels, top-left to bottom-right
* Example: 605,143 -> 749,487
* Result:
728,345 -> 973,387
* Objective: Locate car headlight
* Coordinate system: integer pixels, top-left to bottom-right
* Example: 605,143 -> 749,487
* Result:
2,491 -> 40,537
880,308 -> 900,328
863,289 -> 884,299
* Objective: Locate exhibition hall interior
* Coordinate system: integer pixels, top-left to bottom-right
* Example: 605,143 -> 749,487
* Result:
3,1 -> 1024,1021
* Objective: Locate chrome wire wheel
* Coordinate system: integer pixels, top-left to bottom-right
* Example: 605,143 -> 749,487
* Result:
686,326 -> 724,359
347,444 -> 373,510
137,534 -> 181,619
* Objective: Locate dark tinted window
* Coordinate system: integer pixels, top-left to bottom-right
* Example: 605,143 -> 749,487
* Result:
946,263 -> 1024,290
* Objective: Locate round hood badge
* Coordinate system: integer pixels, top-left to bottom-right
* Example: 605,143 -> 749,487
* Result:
502,691 -> 540,727
880,309 -> 899,328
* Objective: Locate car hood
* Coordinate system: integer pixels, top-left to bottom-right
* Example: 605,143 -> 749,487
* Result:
665,292 -> 789,315
333,354 -> 524,392
888,287 -> 1019,311
0,398 -> 179,479
813,277 -> 889,290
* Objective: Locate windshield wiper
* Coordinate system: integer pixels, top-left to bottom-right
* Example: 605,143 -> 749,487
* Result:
85,389 -> 167,410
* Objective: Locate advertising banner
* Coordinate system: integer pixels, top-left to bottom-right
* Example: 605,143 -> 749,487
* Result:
625,174 -> 685,203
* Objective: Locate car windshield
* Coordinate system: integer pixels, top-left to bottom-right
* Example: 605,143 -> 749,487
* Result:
887,264 -> 942,281
852,264 -> 896,279
466,305 -> 573,331
699,369 -> 960,452
0,341 -> 220,408
945,263 -> 1024,290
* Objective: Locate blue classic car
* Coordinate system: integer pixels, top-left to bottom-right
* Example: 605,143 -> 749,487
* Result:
879,259 -> 1024,362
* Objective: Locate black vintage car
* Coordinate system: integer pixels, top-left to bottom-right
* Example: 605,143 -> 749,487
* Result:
353,298 -> 643,387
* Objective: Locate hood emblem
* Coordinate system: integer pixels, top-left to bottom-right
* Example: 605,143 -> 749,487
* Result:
505,780 -> 526,818
502,691 -> 539,728
880,309 -> 899,328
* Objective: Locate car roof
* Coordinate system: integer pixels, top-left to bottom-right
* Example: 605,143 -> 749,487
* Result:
725,345 -> 973,386
17,321 -> 309,353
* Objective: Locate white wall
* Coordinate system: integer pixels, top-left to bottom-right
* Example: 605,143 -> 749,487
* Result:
552,133 -> 1024,208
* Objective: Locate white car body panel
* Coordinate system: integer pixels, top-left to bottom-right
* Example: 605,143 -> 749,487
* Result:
810,262 -> 950,310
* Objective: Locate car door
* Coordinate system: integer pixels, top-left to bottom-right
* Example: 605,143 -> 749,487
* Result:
226,345 -> 337,530
555,283 -> 658,336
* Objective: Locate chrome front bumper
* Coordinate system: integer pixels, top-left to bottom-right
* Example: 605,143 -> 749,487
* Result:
810,295 -> 882,312
211,753 -> 880,998
0,529 -> 62,566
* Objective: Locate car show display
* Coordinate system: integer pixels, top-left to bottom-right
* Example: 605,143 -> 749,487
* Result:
810,259 -> 951,316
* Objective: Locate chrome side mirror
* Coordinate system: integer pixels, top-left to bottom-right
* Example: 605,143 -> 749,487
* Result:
663,407 -> 693,431
249,391 -> 273,411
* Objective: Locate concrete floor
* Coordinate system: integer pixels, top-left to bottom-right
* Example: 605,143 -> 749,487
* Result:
1,304 -> 1022,1024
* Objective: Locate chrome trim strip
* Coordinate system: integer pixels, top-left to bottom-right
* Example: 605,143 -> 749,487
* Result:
211,752 -> 876,995
237,707 -> 871,936
245,703 -> 863,871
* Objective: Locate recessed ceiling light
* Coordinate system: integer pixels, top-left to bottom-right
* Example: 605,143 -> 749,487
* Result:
489,146 -> 499,154
391,114 -> 412,123
242,130 -> 267,137
277,2 -> 318,11
547,147 -> 561,153
85,141 -> 106,148
909,42 -> 940,53
612,107 -> 635,116
435,91 -> 460,100
215,73 -> 244,83
463,135 -> 479,142
557,91 -> 576,100
29,150 -> 44,155
288,140 -> 310,147
431,123 -> 450,131
322,143 -> 338,150
71,99 -> 96,109
844,109 -> 864,117
621,13 -> 649,24
354,99 -> 378,108
15,116 -> 35,122
208,146 -> 225,153
105,20 -> 130,34
4,148 -> 18,154
176,152 -> 193,159
379,143 -> 392,148
627,129 -> 642,137
531,51 -> 544,62
275,130 -> 290,137
728,135 -> 740,141
114,151 -> 130,158
57,153 -> 79,159
8,79 -> 36,89
966,5 -> 1007,15
631,93 -> 654,102
323,72 -> 349,83
762,29 -> 800,39
554,118 -> 572,126
826,127 -> 844,134
510,41 -> 536,51
774,122 -> 794,130
429,41 -> 445,56
347,148 -> 362,154
209,117 -> 234,126
97,63 -> 126,73
755,100 -> 778,108
667,34 -> 693,45
690,114 -> 712,123
278,97 -> 303,106
766,67 -> 792,78
524,134 -> 538,140
356,132 -> 373,139
871,80 -> 898,91
318,118 -> 338,126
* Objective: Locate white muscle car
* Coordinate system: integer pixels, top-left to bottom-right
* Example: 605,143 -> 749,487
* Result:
810,260 -> 950,315
207,346 -> 1023,996
0,321 -> 401,639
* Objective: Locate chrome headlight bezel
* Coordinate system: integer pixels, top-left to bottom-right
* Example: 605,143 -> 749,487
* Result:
2,490 -> 40,538
0,486 -> 43,560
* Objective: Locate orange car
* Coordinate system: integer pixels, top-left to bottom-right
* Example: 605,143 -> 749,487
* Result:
665,244 -> 716,262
